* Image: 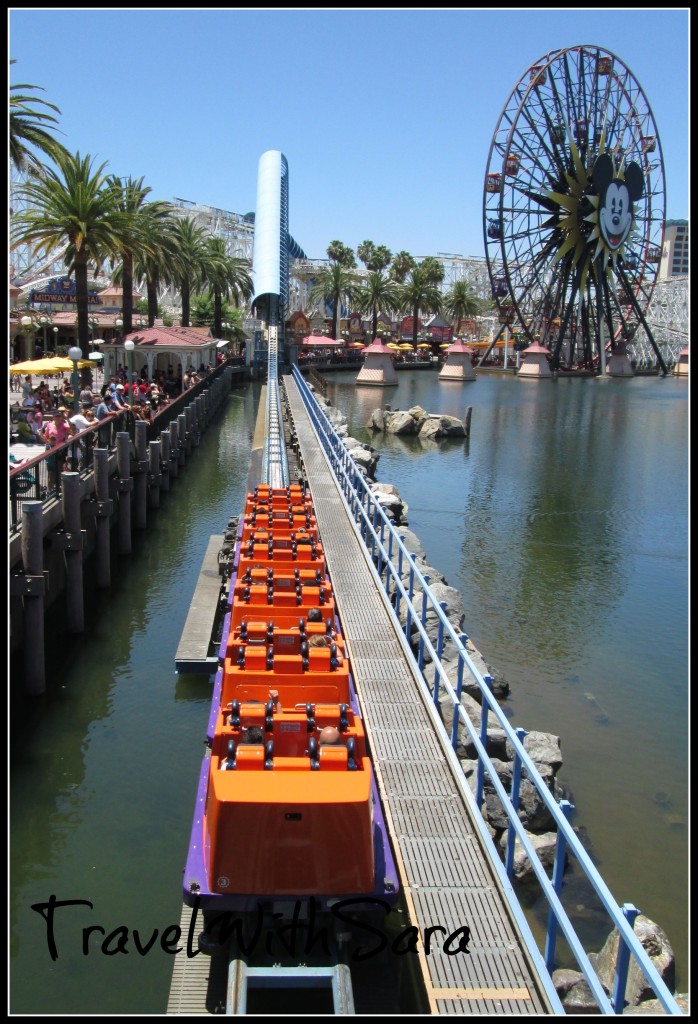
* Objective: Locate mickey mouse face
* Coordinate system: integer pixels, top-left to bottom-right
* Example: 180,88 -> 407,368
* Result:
599,181 -> 634,250
591,154 -> 644,253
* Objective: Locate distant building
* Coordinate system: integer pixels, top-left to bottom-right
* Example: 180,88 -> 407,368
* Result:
660,220 -> 689,279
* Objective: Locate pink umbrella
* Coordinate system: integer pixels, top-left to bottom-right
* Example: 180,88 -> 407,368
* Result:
301,335 -> 344,346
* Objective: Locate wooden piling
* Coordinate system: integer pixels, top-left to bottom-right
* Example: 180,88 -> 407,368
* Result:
20,502 -> 46,694
160,430 -> 171,492
177,414 -> 187,466
134,420 -> 148,529
184,407 -> 193,454
169,421 -> 180,478
61,472 -> 84,633
94,448 -> 112,588
148,440 -> 161,509
464,406 -> 473,437
117,432 -> 133,554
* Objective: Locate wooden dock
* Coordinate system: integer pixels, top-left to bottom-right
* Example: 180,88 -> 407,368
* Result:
174,535 -> 224,673
168,378 -> 553,1014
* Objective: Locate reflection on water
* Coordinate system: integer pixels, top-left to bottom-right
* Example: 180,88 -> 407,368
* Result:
10,385 -> 262,1014
326,371 -> 688,987
9,375 -> 688,1009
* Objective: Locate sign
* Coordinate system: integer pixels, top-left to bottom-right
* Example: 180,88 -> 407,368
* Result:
29,276 -> 103,308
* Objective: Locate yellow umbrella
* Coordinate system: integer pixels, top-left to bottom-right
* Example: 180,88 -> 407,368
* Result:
386,343 -> 400,350
417,342 -> 431,349
399,343 -> 414,351
10,355 -> 93,375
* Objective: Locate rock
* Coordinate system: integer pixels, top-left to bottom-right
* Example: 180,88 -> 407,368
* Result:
385,410 -> 419,435
497,829 -> 562,882
348,446 -> 379,477
592,915 -> 676,1008
369,483 -> 409,524
624,994 -> 689,1014
418,414 -> 466,440
393,526 -> 425,560
552,967 -> 585,997
553,971 -> 606,1013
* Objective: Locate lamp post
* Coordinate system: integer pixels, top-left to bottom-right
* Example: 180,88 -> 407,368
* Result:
52,325 -> 59,352
68,345 -> 82,413
124,340 -> 135,411
20,315 -> 34,360
39,315 -> 50,353
90,337 -> 104,383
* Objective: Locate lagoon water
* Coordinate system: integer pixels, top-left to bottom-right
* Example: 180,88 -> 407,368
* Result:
323,369 -> 688,987
9,372 -> 688,1012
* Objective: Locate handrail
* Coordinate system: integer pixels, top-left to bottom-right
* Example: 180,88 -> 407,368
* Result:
290,365 -> 682,1015
9,362 -> 235,534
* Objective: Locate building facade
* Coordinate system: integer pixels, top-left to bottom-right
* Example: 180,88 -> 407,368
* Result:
660,220 -> 689,279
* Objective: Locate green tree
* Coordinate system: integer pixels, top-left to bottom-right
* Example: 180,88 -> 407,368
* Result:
389,250 -> 415,284
171,215 -> 208,327
396,265 -> 443,348
190,293 -> 216,327
419,256 -> 446,286
201,236 -> 253,337
131,214 -> 181,327
354,271 -> 400,340
357,241 -> 392,272
10,60 -> 69,174
105,175 -> 174,334
11,150 -> 126,357
308,262 -> 359,340
443,279 -> 483,334
326,240 -> 357,268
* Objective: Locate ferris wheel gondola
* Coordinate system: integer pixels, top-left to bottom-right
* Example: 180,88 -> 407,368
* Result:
483,45 -> 666,373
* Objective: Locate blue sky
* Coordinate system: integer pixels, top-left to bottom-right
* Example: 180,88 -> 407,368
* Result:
9,8 -> 689,262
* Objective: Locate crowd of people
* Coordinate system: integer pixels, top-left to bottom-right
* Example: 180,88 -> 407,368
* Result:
10,361 -> 213,480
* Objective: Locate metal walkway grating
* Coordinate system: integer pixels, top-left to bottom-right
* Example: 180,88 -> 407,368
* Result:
284,375 -> 551,1014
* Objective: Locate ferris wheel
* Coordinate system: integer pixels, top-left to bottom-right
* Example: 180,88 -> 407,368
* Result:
483,45 -> 666,372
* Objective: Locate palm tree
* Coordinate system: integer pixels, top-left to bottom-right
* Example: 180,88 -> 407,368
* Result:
389,251 -> 416,284
396,265 -> 443,348
202,236 -> 253,337
172,216 -> 208,327
443,279 -> 483,335
105,176 -> 174,334
326,240 -> 356,268
354,271 -> 400,340
11,150 -> 126,357
131,214 -> 181,327
10,61 -> 69,174
308,262 -> 358,340
357,241 -> 392,272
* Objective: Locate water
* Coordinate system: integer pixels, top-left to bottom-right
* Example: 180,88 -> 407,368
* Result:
10,383 -> 262,1014
322,369 -> 689,988
9,372 -> 688,1011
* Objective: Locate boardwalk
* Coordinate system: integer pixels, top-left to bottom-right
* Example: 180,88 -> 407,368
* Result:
283,375 -> 551,1014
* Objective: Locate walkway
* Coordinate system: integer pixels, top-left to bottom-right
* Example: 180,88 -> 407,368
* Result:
283,374 -> 552,1014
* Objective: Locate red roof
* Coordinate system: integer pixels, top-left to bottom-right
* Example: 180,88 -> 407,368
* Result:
120,325 -> 215,348
364,337 -> 395,354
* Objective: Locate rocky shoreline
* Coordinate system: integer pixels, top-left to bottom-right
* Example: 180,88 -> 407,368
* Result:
312,388 -> 687,1013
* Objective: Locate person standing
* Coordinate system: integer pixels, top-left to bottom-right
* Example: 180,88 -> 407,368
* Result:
70,404 -> 97,469
94,391 -> 116,446
41,407 -> 76,488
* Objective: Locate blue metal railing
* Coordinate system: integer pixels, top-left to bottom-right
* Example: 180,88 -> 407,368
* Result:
290,366 -> 682,1016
